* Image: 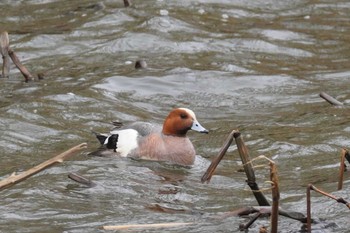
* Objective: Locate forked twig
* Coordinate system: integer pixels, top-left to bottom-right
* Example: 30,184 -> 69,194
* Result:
201,130 -> 270,206
0,143 -> 87,191
0,31 -> 34,82
307,184 -> 350,232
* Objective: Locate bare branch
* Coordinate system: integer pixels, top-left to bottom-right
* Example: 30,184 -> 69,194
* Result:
0,143 -> 87,191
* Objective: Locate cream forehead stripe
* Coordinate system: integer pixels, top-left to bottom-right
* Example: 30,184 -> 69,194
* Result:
178,108 -> 196,120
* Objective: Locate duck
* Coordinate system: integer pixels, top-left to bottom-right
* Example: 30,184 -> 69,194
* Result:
90,108 -> 209,166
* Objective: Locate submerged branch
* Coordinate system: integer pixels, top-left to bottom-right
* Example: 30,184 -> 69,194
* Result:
219,206 -> 307,223
319,92 -> 343,106
68,172 -> 96,187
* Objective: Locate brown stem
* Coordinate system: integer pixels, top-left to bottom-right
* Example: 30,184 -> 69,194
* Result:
123,0 -> 131,7
234,133 -> 270,206
103,222 -> 194,230
201,130 -> 235,183
239,212 -> 262,230
0,143 -> 87,191
306,184 -> 312,233
338,148 -> 347,190
8,48 -> 34,82
319,92 -> 343,106
0,31 -> 10,78
310,184 -> 350,209
269,162 -> 279,233
220,206 -> 306,222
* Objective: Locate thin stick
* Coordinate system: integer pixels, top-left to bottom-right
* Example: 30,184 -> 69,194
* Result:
319,92 -> 343,106
269,160 -> 279,233
219,206 -> 306,222
201,130 -> 235,183
239,212 -> 262,230
307,183 -> 350,232
306,184 -> 312,233
0,143 -> 87,191
250,155 -> 279,232
0,31 -> 10,78
8,48 -> 34,82
309,184 -> 350,209
103,222 -> 194,230
235,133 -> 270,206
68,172 -> 96,187
338,148 -> 347,190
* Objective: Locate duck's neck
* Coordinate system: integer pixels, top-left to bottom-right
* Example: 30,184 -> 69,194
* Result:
162,126 -> 188,137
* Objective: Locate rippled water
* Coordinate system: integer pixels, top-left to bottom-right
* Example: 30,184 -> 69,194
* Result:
1,0 -> 350,232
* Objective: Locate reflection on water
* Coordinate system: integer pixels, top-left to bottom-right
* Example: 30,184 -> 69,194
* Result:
0,0 -> 350,232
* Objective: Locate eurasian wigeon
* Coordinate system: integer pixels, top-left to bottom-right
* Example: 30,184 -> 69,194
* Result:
90,108 -> 208,166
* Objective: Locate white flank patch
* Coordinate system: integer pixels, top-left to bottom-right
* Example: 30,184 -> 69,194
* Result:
107,129 -> 139,157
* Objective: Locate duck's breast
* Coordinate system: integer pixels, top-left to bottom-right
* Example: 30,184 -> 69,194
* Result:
136,134 -> 196,165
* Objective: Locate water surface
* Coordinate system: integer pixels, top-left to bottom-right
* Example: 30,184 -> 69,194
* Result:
0,0 -> 350,232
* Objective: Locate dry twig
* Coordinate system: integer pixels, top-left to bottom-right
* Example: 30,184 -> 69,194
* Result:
338,148 -> 349,190
0,31 -> 34,82
0,31 -> 10,78
0,143 -> 87,191
103,222 -> 194,230
201,130 -> 235,183
307,184 -> 350,232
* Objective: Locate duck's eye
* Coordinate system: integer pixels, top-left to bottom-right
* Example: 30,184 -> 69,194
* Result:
180,113 -> 187,119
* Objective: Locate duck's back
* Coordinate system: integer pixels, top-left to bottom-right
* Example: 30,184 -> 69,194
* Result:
116,122 -> 161,136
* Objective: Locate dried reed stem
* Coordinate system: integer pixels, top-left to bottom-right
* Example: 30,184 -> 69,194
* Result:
269,160 -> 279,233
0,31 -> 10,78
309,184 -> 350,209
201,130 -> 235,183
235,134 -> 270,206
306,184 -> 312,233
307,183 -> 350,232
8,48 -> 34,82
338,149 -> 347,190
0,143 -> 87,191
103,222 -> 194,230
0,31 -> 34,82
